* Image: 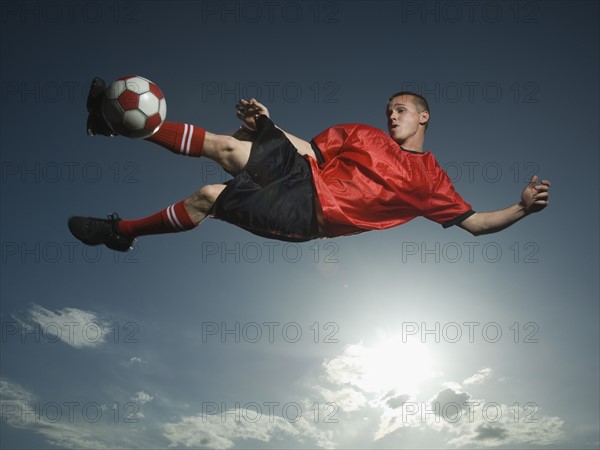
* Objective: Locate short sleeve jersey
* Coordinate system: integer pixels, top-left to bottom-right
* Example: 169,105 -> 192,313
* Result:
306,124 -> 474,237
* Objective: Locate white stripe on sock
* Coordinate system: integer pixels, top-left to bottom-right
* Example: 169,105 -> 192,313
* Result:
180,124 -> 189,155
167,205 -> 184,231
185,125 -> 194,155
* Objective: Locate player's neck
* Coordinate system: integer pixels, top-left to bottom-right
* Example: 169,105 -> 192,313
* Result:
398,134 -> 425,153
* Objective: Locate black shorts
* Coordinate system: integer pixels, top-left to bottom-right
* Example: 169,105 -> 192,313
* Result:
212,115 -> 320,242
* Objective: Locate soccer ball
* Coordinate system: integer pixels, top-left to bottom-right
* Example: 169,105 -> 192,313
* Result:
102,75 -> 167,139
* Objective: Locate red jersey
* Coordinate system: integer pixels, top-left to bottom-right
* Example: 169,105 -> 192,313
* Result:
306,124 -> 474,238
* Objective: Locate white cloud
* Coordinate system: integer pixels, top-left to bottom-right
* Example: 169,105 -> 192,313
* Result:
443,401 -> 566,447
373,398 -> 423,440
463,367 -> 493,385
385,393 -> 410,409
25,304 -> 109,348
121,356 -> 147,367
162,409 -> 335,449
2,332 -> 567,450
132,391 -> 154,404
309,340 -> 566,447
313,386 -> 367,412
1,378 -> 180,449
0,377 -> 111,449
0,378 -> 36,406
430,387 -> 472,417
442,381 -> 464,391
370,386 -> 566,446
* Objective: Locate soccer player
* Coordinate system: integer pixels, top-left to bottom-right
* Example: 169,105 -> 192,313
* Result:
68,78 -> 550,251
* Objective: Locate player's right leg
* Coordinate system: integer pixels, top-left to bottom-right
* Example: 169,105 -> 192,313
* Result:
68,184 -> 226,252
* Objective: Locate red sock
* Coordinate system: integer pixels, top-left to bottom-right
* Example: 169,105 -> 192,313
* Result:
117,201 -> 197,238
146,122 -> 206,157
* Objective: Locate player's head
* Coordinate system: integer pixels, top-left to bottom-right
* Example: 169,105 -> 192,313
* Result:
387,91 -> 430,127
386,91 -> 430,146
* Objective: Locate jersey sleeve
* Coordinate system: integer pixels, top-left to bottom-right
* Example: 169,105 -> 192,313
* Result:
310,124 -> 359,165
424,160 -> 475,227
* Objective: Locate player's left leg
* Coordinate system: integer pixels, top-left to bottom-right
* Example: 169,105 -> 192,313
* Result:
68,184 -> 226,252
145,125 -> 252,174
87,77 -> 253,174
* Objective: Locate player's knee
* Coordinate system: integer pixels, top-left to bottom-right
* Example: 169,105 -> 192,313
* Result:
200,184 -> 226,203
205,135 -> 248,173
185,184 -> 225,213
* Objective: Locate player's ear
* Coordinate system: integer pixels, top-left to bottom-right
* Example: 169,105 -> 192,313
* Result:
420,110 -> 430,127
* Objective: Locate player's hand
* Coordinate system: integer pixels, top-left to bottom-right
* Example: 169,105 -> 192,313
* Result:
236,98 -> 269,130
519,175 -> 551,214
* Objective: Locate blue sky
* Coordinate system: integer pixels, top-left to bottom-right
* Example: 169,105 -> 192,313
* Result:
1,1 -> 598,448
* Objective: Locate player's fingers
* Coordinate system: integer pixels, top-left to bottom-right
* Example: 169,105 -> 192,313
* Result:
534,179 -> 550,189
248,98 -> 261,109
249,99 -> 268,112
237,99 -> 258,112
237,104 -> 260,116
239,98 -> 267,113
236,100 -> 252,110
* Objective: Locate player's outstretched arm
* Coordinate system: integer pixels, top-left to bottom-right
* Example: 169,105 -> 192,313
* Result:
458,175 -> 551,236
235,98 -> 317,160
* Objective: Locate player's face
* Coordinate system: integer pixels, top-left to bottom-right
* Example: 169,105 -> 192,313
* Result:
386,96 -> 427,144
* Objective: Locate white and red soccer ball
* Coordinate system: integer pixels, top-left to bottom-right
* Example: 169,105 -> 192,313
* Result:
102,75 -> 167,139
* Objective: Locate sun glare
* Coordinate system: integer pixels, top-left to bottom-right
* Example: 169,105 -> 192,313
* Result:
353,336 -> 435,396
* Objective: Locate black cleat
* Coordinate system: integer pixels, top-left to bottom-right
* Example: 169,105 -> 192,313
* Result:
87,77 -> 107,113
86,77 -> 116,137
87,113 -> 117,137
68,213 -> 134,252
